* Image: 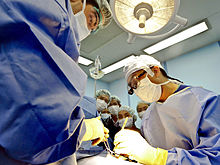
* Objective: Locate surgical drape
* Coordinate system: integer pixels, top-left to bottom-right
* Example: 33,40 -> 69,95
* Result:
141,87 -> 220,164
0,0 -> 87,164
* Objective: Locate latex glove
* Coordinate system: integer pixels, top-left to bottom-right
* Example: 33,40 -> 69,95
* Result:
114,129 -> 168,165
82,116 -> 109,146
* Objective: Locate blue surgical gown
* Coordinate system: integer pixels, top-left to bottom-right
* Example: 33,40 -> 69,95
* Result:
141,86 -> 220,164
0,0 -> 88,164
76,96 -> 106,160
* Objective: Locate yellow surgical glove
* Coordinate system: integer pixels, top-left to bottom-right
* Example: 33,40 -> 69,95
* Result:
82,116 -> 109,146
114,129 -> 168,165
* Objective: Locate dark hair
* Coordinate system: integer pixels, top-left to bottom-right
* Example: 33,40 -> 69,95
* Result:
149,66 -> 183,83
160,68 -> 183,83
83,0 -> 99,9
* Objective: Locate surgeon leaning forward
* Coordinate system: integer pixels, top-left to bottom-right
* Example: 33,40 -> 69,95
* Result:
114,55 -> 220,165
0,0 -> 112,164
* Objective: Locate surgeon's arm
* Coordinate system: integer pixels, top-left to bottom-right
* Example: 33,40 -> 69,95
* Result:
166,95 -> 220,165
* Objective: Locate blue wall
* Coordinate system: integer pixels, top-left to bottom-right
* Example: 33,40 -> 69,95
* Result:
108,78 -> 128,106
166,42 -> 220,94
85,77 -> 109,98
85,41 -> 220,128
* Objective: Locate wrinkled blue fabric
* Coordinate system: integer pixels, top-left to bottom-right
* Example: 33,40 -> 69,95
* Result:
141,86 -> 220,165
76,96 -> 106,160
0,0 -> 88,164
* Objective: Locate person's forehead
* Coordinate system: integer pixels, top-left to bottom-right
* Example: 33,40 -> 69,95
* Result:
138,103 -> 148,107
110,99 -> 119,104
102,109 -> 110,113
119,110 -> 130,115
98,94 -> 109,99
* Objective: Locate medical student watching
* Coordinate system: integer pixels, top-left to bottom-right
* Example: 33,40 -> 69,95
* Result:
99,108 -> 116,150
95,89 -> 111,113
100,108 -> 112,127
0,0 -> 112,164
113,55 -> 220,165
117,106 -> 140,133
136,101 -> 150,119
108,95 -> 121,123
99,96 -> 121,144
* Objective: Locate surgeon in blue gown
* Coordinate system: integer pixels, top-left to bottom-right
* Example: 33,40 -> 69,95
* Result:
0,0 -> 112,164
113,55 -> 220,165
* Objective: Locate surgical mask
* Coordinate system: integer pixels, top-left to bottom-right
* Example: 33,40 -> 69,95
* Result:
101,113 -> 111,120
108,105 -> 119,115
75,0 -> 91,41
138,111 -> 145,119
118,117 -> 133,128
96,99 -> 107,112
134,76 -> 169,103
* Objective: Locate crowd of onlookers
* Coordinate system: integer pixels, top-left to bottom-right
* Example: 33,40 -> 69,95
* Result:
95,89 -> 150,145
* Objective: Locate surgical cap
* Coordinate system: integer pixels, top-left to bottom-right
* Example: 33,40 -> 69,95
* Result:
123,55 -> 164,82
119,106 -> 137,122
95,89 -> 111,98
137,101 -> 150,106
119,105 -> 133,115
110,95 -> 121,104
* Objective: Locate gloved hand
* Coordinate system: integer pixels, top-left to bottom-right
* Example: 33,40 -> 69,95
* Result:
82,116 -> 109,146
114,129 -> 168,165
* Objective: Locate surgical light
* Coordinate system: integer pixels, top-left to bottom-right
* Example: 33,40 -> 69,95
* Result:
144,21 -> 209,54
102,55 -> 135,74
78,56 -> 93,66
110,0 -> 187,43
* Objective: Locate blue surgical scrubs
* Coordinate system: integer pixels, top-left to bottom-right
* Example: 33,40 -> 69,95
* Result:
141,86 -> 220,164
0,0 -> 88,164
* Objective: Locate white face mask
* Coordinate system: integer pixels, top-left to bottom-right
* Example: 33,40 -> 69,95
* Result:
138,111 -> 145,119
134,76 -> 169,103
118,117 -> 133,128
75,0 -> 91,41
96,99 -> 107,112
101,113 -> 111,120
108,105 -> 119,115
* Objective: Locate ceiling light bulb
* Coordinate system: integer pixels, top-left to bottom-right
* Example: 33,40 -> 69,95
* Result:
134,3 -> 153,28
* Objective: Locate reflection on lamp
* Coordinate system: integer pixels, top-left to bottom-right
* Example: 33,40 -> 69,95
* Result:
110,0 -> 187,43
114,0 -> 175,35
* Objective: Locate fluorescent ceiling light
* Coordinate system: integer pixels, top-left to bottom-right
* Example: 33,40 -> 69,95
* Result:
78,56 -> 93,66
102,55 -> 135,74
144,21 -> 208,54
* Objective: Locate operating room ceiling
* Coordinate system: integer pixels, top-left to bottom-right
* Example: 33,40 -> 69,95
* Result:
79,0 -> 220,83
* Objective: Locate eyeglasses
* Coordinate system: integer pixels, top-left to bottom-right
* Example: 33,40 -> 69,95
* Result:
127,70 -> 147,95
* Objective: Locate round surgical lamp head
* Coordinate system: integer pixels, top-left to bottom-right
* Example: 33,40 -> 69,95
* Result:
110,0 -> 187,43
